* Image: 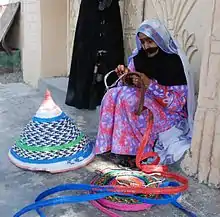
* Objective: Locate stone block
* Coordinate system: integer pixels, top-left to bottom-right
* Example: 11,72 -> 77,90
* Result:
198,110 -> 216,183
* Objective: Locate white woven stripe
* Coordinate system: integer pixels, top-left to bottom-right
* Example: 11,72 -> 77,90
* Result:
20,117 -> 81,147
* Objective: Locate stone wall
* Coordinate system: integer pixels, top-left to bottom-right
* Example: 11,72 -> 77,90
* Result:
181,0 -> 220,188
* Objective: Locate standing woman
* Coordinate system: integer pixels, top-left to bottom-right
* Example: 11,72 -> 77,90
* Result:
66,0 -> 124,110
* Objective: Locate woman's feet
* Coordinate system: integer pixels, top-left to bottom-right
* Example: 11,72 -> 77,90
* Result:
100,152 -> 137,169
108,154 -> 136,169
118,155 -> 136,169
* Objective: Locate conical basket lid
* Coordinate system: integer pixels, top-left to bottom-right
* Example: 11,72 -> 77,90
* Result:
8,90 -> 94,173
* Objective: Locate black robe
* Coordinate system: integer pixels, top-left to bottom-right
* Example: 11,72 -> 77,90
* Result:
65,0 -> 124,110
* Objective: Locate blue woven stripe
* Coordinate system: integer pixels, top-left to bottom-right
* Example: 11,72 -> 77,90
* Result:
32,112 -> 68,123
10,142 -> 94,164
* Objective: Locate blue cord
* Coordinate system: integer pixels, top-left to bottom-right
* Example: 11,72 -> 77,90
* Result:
13,182 -> 197,217
160,182 -> 197,217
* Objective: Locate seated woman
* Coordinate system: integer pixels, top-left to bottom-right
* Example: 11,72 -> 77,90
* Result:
95,19 -> 195,167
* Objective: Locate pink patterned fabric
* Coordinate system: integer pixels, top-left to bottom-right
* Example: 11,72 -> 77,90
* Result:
95,81 -> 187,156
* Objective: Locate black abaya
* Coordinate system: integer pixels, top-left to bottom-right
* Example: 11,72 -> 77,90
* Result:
65,0 -> 124,110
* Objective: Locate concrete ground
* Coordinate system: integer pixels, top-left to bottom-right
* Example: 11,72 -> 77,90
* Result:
0,70 -> 23,84
0,78 -> 220,217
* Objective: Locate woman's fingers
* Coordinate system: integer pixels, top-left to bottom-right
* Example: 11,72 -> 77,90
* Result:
115,65 -> 123,76
120,65 -> 125,72
124,67 -> 129,73
115,65 -> 130,77
132,75 -> 140,86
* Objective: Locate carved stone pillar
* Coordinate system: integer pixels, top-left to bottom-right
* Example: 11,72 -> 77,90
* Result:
181,0 -> 220,188
122,0 -> 145,61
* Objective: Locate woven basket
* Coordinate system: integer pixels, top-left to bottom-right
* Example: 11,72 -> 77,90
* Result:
8,90 -> 95,173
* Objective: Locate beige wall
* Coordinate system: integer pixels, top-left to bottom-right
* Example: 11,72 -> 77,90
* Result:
40,0 -> 67,78
21,0 -> 41,87
181,0 -> 220,187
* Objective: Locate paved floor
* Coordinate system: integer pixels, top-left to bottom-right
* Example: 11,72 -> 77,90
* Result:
0,81 -> 220,217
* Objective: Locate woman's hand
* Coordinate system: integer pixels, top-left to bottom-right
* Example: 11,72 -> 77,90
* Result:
132,72 -> 151,88
115,65 -> 130,77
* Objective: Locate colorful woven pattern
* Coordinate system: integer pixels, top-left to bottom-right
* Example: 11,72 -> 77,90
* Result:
8,90 -> 95,173
91,169 -> 162,212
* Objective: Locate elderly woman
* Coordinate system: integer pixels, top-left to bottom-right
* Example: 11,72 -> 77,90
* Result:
95,19 -> 195,167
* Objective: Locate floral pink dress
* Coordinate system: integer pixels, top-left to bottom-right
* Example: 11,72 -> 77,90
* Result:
95,79 -> 188,158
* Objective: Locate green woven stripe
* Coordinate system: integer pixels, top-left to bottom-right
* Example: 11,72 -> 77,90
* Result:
16,133 -> 85,152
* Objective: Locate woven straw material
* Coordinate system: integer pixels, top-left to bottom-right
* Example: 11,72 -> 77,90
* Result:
8,90 -> 95,173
